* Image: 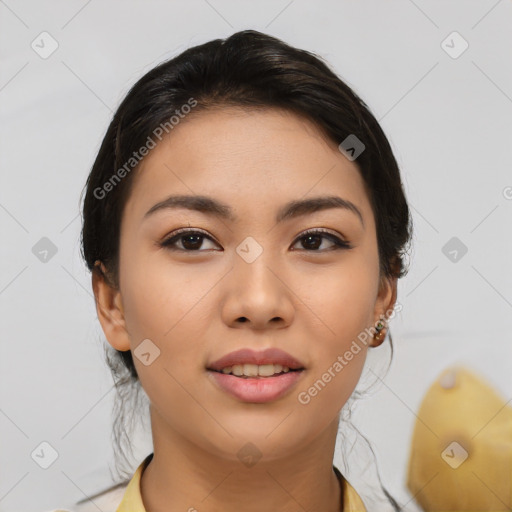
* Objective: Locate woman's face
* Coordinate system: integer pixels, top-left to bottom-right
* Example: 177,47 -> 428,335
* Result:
94,106 -> 396,463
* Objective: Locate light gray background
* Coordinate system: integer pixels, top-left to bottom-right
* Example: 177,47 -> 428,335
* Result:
1,1 -> 511,511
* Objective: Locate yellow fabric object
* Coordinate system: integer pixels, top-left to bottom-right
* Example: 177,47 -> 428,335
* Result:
407,366 -> 512,511
116,452 -> 367,511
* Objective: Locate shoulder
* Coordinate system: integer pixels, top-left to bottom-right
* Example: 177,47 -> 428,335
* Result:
333,465 -> 367,512
46,483 -> 128,512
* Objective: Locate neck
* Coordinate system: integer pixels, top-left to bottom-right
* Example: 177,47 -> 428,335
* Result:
140,407 -> 343,512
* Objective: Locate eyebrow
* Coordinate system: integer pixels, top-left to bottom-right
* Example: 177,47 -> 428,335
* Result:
143,194 -> 364,227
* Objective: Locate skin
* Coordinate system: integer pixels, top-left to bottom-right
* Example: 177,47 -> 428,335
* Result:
92,106 -> 397,512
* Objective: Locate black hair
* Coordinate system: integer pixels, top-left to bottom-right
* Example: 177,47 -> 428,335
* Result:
80,29 -> 412,510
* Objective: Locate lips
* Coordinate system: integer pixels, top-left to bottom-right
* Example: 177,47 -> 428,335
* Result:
207,347 -> 305,372
207,369 -> 304,403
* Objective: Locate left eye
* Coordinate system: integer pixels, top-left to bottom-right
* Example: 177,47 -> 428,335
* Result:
159,228 -> 351,252
291,229 -> 351,251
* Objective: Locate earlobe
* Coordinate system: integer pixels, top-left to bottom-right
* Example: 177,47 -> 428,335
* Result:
91,261 -> 131,352
369,274 -> 398,348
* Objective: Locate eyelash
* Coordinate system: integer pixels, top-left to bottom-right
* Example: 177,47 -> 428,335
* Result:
159,227 -> 352,252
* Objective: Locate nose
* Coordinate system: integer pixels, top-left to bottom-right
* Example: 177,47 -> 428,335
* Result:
220,248 -> 295,330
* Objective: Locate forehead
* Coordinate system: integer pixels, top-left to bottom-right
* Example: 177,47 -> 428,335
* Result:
123,107 -> 372,225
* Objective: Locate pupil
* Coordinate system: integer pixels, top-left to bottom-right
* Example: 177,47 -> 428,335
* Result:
183,235 -> 202,249
303,235 -> 320,250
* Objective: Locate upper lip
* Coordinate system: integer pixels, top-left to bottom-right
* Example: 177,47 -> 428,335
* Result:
207,348 -> 305,372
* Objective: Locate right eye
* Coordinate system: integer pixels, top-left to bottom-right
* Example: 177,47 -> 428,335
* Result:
159,228 -> 221,252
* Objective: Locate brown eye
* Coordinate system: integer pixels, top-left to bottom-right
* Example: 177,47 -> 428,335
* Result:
159,228 -> 351,253
160,229 -> 220,252
291,229 -> 351,251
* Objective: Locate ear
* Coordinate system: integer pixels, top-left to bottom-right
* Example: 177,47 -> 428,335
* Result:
369,273 -> 398,348
91,261 -> 131,352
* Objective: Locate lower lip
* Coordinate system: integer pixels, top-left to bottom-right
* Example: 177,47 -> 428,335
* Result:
207,370 -> 305,403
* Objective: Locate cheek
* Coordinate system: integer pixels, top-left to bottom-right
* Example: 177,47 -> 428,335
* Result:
304,254 -> 379,346
297,257 -> 378,407
295,287 -> 371,426
119,241 -> 201,337
297,351 -> 366,419
118,246 -> 216,381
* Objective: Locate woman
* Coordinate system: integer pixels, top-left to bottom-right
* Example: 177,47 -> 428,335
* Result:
80,29 -> 412,512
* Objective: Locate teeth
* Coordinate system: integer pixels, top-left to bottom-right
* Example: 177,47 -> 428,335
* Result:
220,363 -> 292,377
258,364 -> 281,376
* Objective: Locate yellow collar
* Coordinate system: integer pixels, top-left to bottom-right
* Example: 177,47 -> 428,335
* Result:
116,453 -> 366,512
